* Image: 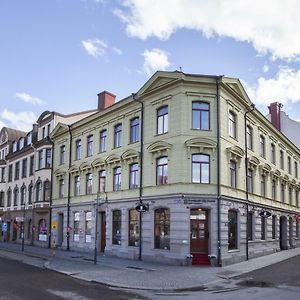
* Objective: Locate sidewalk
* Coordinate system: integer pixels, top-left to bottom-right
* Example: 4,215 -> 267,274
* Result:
0,242 -> 299,291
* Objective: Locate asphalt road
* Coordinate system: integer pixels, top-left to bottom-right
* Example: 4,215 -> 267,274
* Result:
0,257 -> 146,300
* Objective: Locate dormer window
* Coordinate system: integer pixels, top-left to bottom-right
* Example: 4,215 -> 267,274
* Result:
27,133 -> 32,145
19,138 -> 24,150
12,142 -> 17,152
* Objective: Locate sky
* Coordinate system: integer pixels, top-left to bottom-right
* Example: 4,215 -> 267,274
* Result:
1,0 -> 300,132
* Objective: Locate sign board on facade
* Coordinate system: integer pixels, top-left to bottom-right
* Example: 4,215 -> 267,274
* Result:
135,203 -> 148,212
259,211 -> 271,217
296,214 -> 300,222
16,217 -> 24,222
51,221 -> 58,230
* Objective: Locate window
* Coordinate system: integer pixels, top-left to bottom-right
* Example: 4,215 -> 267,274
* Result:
0,167 -> 5,183
86,173 -> 93,194
27,133 -> 32,145
296,189 -> 299,207
280,150 -> 284,169
28,185 -> 33,204
192,154 -> 210,183
281,183 -> 285,202
272,179 -> 276,200
38,219 -> 47,242
47,124 -> 51,136
7,190 -> 11,207
12,141 -> 17,152
295,162 -> 298,179
288,156 -> 291,174
8,165 -> 12,182
99,170 -> 106,193
99,130 -> 107,152
22,158 -> 27,178
19,138 -> 24,149
36,181 -> 42,202
0,191 -> 4,207
74,176 -> 80,196
130,118 -> 139,143
44,181 -> 51,201
21,186 -> 26,205
74,212 -> 80,242
228,210 -> 238,250
128,209 -> 139,246
156,157 -> 168,185
29,156 -> 34,176
296,220 -> 299,238
75,140 -> 81,160
13,188 -> 19,206
114,124 -> 122,148
113,167 -> 121,191
246,125 -> 253,150
192,102 -> 209,130
247,212 -> 254,241
59,179 -> 64,198
247,169 -> 253,193
228,111 -> 237,138
260,135 -> 265,157
261,174 -> 266,197
289,187 -> 293,205
42,127 -> 45,139
85,211 -> 92,243
15,162 -> 20,180
154,208 -> 170,250
60,145 -> 65,164
230,160 -> 237,188
45,149 -> 52,168
129,163 -> 139,189
157,106 -> 168,135
272,215 -> 277,239
261,216 -> 266,240
87,135 -> 93,156
112,210 -> 122,245
271,143 -> 276,164
38,150 -> 43,169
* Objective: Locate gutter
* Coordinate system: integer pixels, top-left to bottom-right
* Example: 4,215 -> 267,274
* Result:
48,137 -> 54,249
66,125 -> 72,251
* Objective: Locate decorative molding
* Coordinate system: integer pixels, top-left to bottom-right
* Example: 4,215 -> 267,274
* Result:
226,145 -> 245,160
185,137 -> 217,155
91,158 -> 106,169
147,141 -> 172,155
79,162 -> 92,171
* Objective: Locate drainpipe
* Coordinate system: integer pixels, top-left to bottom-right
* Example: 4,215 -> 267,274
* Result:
216,76 -> 223,267
48,137 -> 54,249
244,103 -> 255,261
29,143 -> 37,246
66,125 -> 72,251
132,93 -> 144,261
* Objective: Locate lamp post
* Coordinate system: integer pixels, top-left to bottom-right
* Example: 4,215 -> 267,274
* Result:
244,103 -> 255,261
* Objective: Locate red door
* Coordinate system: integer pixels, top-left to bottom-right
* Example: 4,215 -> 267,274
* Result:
190,209 -> 209,265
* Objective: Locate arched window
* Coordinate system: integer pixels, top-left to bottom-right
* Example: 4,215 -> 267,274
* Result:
0,191 -> 4,207
228,210 -> 238,250
154,208 -> 170,250
157,106 -> 168,135
44,180 -> 51,201
192,101 -> 209,130
13,187 -> 19,206
38,219 -> 47,242
36,181 -> 42,202
28,184 -> 33,204
20,185 -> 26,205
7,189 -> 12,207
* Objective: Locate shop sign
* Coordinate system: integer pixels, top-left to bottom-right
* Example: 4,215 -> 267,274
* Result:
51,221 -> 58,230
16,217 -> 24,222
135,203 -> 148,212
259,211 -> 271,217
296,214 -> 300,222
183,199 -> 216,204
2,222 -> 7,232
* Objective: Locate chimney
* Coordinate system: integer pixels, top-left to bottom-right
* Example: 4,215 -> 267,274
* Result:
268,102 -> 282,131
97,91 -> 116,111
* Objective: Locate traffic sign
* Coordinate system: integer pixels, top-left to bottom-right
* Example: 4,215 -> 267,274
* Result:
135,203 -> 149,213
259,211 -> 271,217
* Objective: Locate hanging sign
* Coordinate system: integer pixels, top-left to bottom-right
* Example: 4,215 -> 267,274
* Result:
135,203 -> 149,212
259,211 -> 271,217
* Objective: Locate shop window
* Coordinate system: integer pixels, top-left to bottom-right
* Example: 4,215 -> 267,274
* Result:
272,215 -> 277,239
228,210 -> 238,250
112,210 -> 122,245
74,212 -> 80,242
38,219 -> 47,242
154,208 -> 170,250
85,211 -> 92,243
128,209 -> 139,247
261,216 -> 266,240
247,211 -> 254,241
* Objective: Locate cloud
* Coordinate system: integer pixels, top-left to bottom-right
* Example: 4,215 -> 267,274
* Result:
244,67 -> 300,106
15,92 -> 45,105
82,38 -> 108,59
113,47 -> 123,55
142,48 -> 171,76
262,65 -> 269,73
115,0 -> 300,60
0,109 -> 36,132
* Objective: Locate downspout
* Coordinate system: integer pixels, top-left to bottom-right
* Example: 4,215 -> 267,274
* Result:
48,137 -> 54,249
66,125 -> 72,251
29,143 -> 37,246
132,93 -> 144,261
216,76 -> 222,266
244,103 -> 255,261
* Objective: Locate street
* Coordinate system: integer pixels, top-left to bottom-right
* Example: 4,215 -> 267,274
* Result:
0,256 -> 146,300
140,255 -> 300,300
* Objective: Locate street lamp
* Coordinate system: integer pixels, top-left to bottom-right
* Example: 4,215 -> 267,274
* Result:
244,103 -> 255,261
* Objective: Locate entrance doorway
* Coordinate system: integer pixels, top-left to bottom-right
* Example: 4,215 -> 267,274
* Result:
279,216 -> 288,250
57,213 -> 64,247
190,208 -> 209,265
100,212 -> 106,253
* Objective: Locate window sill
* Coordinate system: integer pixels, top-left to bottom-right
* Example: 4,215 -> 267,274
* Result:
228,249 -> 240,253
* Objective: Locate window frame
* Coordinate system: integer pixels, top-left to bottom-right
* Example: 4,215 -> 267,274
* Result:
192,101 -> 210,130
157,106 -> 168,135
156,156 -> 168,185
228,111 -> 237,139
154,207 -> 170,250
99,130 -> 107,153
114,124 -> 122,148
130,117 -> 139,143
